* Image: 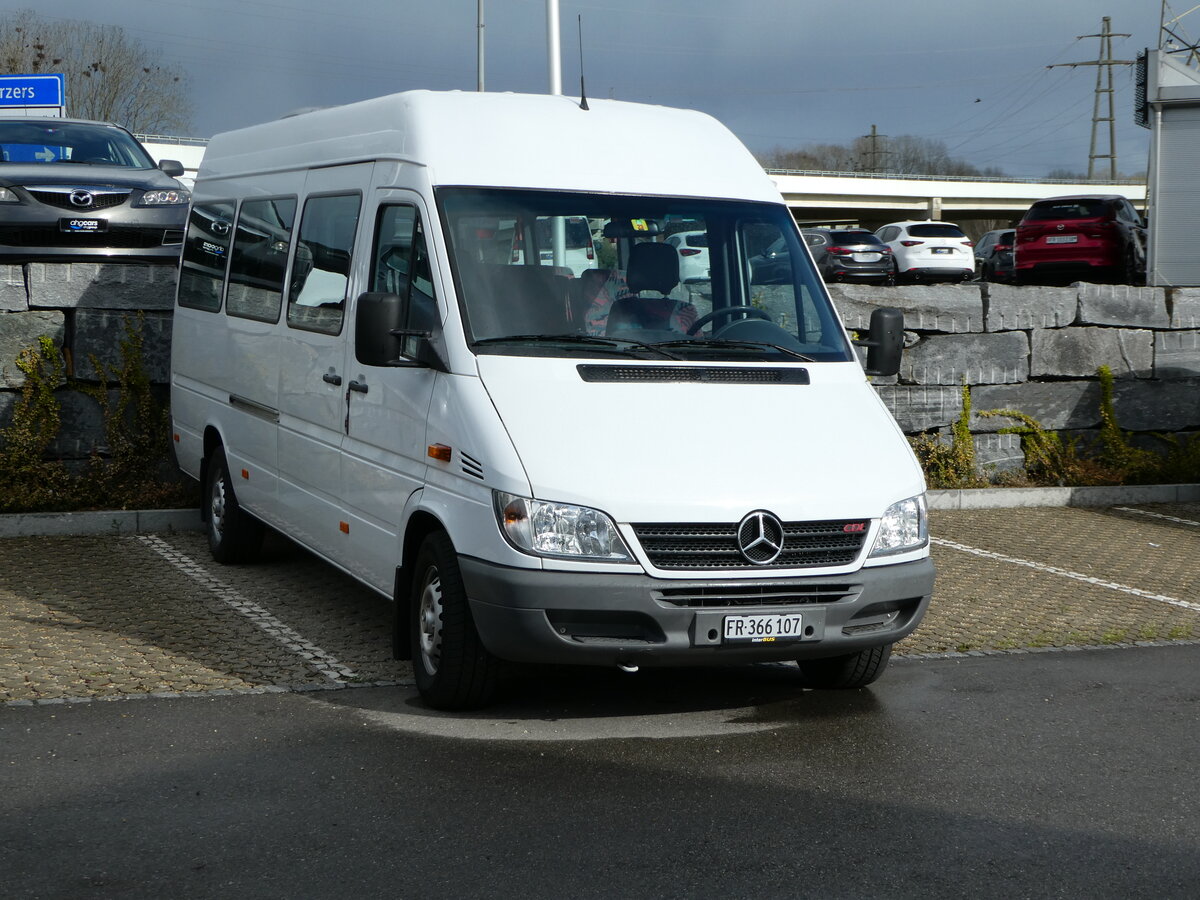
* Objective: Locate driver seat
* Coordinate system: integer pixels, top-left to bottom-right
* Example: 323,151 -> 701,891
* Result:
606,242 -> 697,334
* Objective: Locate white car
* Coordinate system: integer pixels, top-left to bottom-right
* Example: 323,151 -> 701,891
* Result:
875,220 -> 974,283
664,230 -> 710,282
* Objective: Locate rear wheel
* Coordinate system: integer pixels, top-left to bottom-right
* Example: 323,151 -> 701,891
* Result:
410,531 -> 499,710
797,644 -> 892,689
205,447 -> 264,564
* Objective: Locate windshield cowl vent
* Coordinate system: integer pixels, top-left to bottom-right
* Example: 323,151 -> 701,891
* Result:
576,365 -> 809,385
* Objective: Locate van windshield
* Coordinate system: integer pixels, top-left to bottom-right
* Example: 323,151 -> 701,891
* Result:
438,187 -> 853,363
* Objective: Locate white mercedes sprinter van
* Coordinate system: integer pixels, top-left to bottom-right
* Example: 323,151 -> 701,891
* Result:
170,91 -> 934,709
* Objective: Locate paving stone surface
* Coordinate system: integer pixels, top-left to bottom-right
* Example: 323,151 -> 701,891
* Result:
2,504 -> 1199,704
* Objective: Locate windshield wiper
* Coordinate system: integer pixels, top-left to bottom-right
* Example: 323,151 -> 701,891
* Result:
473,334 -> 681,360
653,338 -> 815,362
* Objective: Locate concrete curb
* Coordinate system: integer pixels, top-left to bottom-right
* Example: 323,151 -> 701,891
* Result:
0,484 -> 1198,537
0,508 -> 202,538
927,483 -> 1200,510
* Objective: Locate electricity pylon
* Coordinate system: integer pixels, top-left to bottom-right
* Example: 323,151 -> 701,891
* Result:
1048,16 -> 1134,180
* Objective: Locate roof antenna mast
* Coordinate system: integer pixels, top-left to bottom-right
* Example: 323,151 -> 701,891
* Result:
578,14 -> 590,110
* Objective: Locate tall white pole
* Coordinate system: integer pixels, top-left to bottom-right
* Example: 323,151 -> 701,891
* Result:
477,0 -> 485,91
547,0 -> 562,95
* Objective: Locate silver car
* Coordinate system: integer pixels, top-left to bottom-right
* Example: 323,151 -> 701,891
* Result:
0,117 -> 189,263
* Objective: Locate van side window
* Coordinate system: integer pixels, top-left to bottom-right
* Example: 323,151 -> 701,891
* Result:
178,201 -> 235,312
226,197 -> 296,323
367,204 -> 439,360
287,193 -> 361,335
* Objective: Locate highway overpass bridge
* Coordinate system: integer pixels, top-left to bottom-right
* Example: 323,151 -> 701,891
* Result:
138,137 -> 1146,240
768,170 -> 1146,235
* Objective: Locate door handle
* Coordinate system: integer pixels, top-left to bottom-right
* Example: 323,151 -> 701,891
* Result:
348,380 -> 369,394
322,372 -> 342,386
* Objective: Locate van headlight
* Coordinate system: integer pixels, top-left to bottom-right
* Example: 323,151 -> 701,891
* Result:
868,494 -> 928,557
494,491 -> 632,561
0,187 -> 19,203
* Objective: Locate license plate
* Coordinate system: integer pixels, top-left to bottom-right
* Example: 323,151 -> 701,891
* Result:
1046,235 -> 1078,244
852,252 -> 881,262
723,613 -> 805,643
931,247 -> 952,254
61,217 -> 106,233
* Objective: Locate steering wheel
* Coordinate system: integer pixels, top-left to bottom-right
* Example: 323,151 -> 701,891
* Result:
686,305 -> 771,336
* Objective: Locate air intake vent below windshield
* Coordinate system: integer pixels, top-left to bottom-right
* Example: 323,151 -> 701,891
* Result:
576,365 -> 809,385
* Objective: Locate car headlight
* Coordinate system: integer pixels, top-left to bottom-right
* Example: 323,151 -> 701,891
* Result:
494,491 -> 632,561
137,188 -> 190,206
869,494 -> 928,557
0,187 -> 19,203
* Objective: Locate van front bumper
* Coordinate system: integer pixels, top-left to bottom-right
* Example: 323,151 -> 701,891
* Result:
461,556 -> 935,667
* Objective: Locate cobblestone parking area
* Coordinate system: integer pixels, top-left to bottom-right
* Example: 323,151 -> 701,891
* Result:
3,503 -> 1199,705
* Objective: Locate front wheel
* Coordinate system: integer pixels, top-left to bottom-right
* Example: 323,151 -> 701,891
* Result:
410,531 -> 499,710
797,644 -> 892,689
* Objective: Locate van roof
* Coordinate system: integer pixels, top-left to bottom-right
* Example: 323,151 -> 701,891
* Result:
197,90 -> 781,203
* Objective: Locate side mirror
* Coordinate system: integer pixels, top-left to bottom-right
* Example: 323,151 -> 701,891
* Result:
158,159 -> 185,177
354,291 -> 448,371
853,307 -> 904,377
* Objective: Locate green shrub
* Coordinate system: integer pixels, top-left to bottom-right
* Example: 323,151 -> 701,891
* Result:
0,317 -> 194,514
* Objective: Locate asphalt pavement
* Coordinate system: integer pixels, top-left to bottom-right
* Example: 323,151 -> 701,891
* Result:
3,497 -> 1200,897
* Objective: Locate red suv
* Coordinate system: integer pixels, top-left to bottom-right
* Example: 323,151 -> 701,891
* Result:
1014,194 -> 1146,285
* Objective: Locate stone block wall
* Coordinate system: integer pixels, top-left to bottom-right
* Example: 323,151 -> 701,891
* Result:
830,281 -> 1200,475
0,263 -> 176,461
2,262 -> 1199,479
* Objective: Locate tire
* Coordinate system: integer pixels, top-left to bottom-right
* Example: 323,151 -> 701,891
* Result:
410,531 -> 499,710
205,447 -> 265,564
797,643 -> 892,689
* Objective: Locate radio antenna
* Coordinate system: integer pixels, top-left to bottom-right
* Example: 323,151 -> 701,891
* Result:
578,14 -> 590,110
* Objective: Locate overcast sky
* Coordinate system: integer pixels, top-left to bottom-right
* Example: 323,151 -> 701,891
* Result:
33,0 -> 1182,177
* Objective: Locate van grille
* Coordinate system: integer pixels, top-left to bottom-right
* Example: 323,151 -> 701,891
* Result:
654,583 -> 858,608
632,520 -> 866,570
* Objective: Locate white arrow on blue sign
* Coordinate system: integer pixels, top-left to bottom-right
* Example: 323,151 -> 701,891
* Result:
0,74 -> 65,108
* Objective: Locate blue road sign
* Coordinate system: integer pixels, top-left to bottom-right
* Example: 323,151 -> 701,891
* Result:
0,74 -> 65,108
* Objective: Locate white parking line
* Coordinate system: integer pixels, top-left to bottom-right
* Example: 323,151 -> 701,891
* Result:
931,537 -> 1200,614
1115,506 -> 1200,528
135,533 -> 358,684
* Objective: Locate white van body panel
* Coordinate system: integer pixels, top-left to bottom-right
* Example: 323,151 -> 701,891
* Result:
474,355 -> 923,525
196,91 -> 781,204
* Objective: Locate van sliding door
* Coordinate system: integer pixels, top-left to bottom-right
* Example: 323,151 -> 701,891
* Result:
276,164 -> 369,558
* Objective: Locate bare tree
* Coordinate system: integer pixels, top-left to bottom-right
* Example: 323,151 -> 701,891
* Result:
758,134 -> 1006,178
0,10 -> 191,134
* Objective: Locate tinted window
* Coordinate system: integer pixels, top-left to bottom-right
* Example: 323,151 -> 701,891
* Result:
827,231 -> 885,247
907,224 -> 966,238
177,201 -> 235,312
1025,199 -> 1110,221
287,193 -> 361,335
226,197 -> 296,322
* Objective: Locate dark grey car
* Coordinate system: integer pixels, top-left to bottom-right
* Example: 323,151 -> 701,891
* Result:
0,117 -> 189,263
801,228 -> 894,285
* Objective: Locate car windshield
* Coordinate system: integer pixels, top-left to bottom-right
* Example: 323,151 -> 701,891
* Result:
0,121 -> 155,168
1025,199 -> 1110,221
439,187 -> 853,363
907,224 -> 965,238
